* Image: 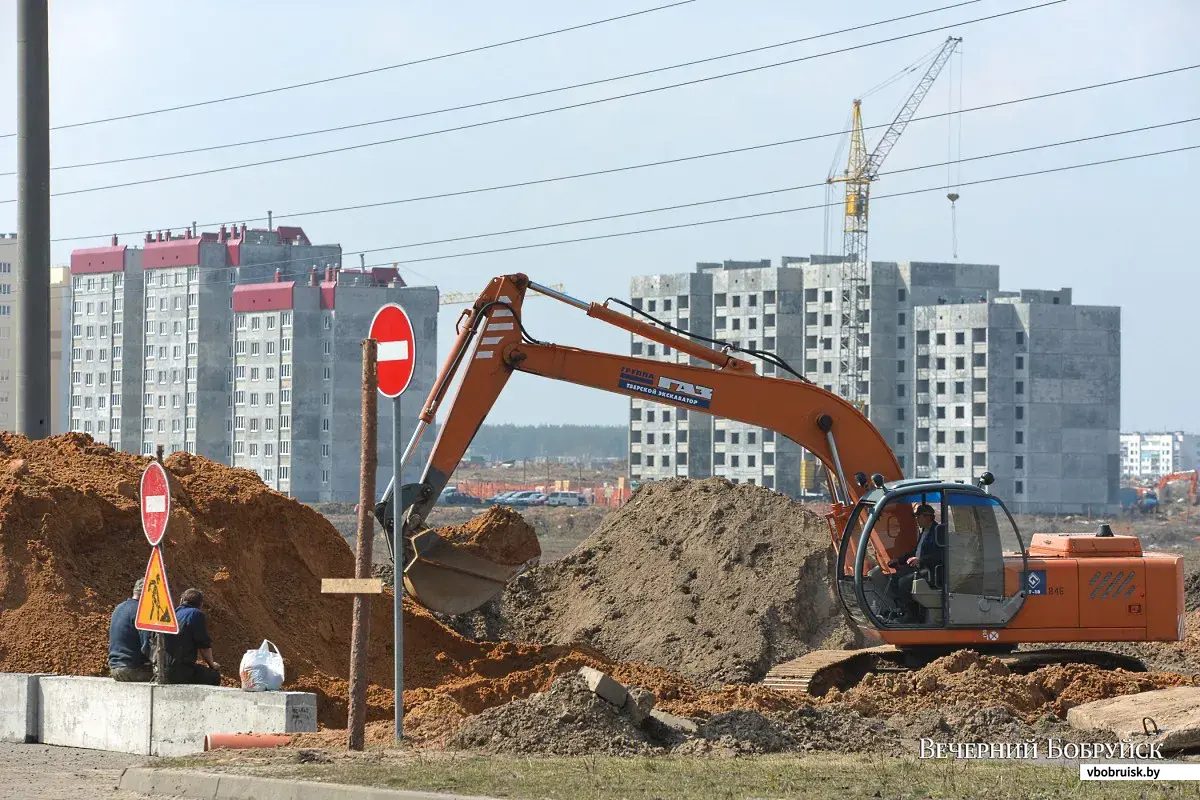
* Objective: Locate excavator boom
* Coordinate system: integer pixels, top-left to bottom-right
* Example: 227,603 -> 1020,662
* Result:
378,274 -> 905,612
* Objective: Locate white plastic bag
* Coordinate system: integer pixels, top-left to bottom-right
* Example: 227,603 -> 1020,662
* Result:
239,640 -> 285,692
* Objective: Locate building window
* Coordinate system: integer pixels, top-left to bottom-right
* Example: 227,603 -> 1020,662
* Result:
323,367 -> 332,380
1015,380 -> 1025,395
250,342 -> 261,356
973,353 -> 986,367
280,441 -> 290,455
235,415 -> 246,430
1015,430 -> 1024,444
898,312 -> 906,326
281,338 -> 292,353
1015,406 -> 1025,420
1015,455 -> 1024,470
1015,480 -> 1024,494
1016,331 -> 1025,346
249,418 -> 260,432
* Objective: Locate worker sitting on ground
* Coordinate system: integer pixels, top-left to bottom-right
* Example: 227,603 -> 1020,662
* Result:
164,588 -> 221,685
108,578 -> 153,682
887,503 -> 946,622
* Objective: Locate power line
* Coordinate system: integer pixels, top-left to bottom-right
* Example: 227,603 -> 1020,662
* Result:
6,0 -> 1063,203
3,0 -> 985,176
358,144 -> 1200,267
49,64 -> 1200,242
0,0 -> 699,140
50,128 -> 1198,283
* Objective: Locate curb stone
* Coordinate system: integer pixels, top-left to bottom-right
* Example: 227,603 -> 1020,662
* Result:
118,767 -> 502,800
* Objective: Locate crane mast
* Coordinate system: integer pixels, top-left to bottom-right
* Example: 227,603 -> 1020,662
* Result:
827,36 -> 961,408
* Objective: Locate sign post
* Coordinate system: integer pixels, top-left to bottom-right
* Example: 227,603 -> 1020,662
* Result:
136,450 -> 178,685
369,303 -> 417,743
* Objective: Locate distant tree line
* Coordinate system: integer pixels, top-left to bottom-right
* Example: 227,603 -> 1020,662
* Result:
465,424 -> 626,461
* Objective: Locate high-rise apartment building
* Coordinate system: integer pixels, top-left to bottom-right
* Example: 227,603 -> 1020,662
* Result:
629,257 -> 1121,513
0,234 -> 18,431
68,226 -> 437,501
1120,432 -> 1200,480
908,289 -> 1120,514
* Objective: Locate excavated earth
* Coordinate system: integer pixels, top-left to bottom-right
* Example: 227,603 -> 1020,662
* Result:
494,477 -> 851,685
432,505 -> 541,566
3,439 -> 1195,754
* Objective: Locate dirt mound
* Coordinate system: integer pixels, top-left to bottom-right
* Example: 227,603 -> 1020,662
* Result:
497,478 -> 839,684
432,505 -> 540,566
447,673 -> 665,755
829,650 -> 1197,722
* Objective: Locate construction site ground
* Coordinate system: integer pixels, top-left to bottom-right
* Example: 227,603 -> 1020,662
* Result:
5,435 -> 1200,798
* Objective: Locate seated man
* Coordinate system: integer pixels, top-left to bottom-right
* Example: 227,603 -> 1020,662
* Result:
164,588 -> 222,686
108,578 -> 153,682
887,503 -> 946,621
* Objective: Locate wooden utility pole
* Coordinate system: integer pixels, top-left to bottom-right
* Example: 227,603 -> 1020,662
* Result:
347,340 -> 378,751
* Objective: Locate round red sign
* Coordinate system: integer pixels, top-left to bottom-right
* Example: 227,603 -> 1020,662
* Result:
140,461 -> 171,546
369,303 -> 417,398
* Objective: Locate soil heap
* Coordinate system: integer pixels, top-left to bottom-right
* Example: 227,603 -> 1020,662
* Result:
497,478 -> 844,685
0,436 -> 808,742
433,505 -> 540,565
828,650 -> 1198,722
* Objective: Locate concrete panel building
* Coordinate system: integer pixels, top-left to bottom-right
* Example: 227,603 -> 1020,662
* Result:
51,266 -> 71,433
909,289 -> 1120,514
627,268 -> 715,485
629,257 -> 1121,513
1120,431 -> 1200,480
0,234 -> 17,431
68,226 -> 438,501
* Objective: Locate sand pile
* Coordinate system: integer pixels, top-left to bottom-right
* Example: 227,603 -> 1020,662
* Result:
0,439 -> 816,742
431,505 -> 540,566
497,478 -> 841,684
829,650 -> 1197,722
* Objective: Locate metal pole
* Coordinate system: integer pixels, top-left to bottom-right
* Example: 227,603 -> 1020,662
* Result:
16,0 -> 51,440
392,394 -> 403,741
348,340 -> 378,751
153,446 -> 167,685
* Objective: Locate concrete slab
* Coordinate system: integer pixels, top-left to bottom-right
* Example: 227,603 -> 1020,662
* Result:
1066,687 -> 1200,753
0,673 -> 50,743
649,708 -> 698,734
151,686 -> 318,757
577,666 -> 628,708
39,676 -> 154,755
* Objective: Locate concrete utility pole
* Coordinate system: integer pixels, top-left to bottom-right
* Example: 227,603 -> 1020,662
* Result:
16,0 -> 52,439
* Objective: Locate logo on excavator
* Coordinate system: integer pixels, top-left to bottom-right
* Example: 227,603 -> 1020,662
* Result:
617,368 -> 714,408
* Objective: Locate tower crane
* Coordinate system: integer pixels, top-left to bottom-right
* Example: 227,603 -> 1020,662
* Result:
827,36 -> 961,408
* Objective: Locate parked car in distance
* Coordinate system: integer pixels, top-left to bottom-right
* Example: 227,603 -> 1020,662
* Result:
506,491 -> 545,506
546,491 -> 588,507
487,491 -> 517,504
439,486 -> 483,505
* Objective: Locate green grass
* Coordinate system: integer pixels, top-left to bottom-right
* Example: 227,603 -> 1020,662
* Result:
157,753 -> 1200,799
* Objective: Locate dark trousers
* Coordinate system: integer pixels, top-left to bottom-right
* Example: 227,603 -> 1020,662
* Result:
111,664 -> 153,682
167,661 -> 221,686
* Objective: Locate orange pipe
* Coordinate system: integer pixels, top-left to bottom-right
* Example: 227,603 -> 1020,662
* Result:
204,733 -> 293,751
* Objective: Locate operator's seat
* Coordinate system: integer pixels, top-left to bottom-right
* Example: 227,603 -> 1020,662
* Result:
910,575 -> 944,624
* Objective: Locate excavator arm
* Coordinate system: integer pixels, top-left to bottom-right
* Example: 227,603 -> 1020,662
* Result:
377,274 -> 907,613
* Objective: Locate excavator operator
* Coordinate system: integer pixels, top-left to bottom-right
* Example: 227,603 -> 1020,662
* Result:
887,504 -> 946,622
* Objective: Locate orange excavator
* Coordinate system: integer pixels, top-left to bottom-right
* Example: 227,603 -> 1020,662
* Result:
375,274 -> 1185,693
1157,470 -> 1199,507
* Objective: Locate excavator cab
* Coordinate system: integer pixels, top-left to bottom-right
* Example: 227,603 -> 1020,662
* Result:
835,478 -> 1029,632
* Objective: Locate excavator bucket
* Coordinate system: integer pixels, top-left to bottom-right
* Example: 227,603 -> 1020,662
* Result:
402,528 -> 522,615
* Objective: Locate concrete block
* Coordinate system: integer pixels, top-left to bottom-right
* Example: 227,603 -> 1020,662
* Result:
650,708 -> 699,734
1067,687 -> 1200,753
39,676 -> 153,755
0,673 -> 49,743
577,666 -> 628,708
151,686 -> 318,756
624,687 -> 656,727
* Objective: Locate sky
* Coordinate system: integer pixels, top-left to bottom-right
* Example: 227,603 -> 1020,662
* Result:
0,0 -> 1196,429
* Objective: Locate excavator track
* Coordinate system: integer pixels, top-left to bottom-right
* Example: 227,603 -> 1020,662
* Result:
762,646 -> 1147,696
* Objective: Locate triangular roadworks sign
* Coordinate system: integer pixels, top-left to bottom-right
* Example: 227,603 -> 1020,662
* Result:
135,546 -> 179,634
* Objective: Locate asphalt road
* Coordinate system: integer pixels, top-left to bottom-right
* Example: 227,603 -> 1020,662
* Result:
0,743 -> 159,800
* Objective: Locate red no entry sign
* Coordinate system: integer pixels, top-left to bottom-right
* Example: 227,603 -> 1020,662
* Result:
140,461 -> 171,546
369,303 -> 417,398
